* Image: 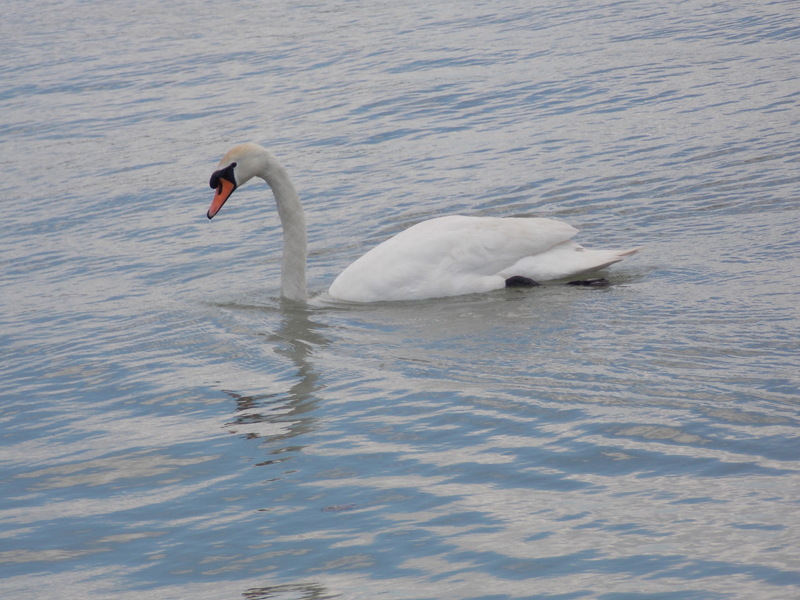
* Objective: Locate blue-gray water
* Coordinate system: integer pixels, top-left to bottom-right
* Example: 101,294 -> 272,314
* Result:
2,1 -> 799,598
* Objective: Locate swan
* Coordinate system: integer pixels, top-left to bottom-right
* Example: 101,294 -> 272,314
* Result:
207,143 -> 639,303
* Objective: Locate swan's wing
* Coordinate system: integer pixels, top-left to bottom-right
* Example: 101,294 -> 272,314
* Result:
421,216 -> 579,275
329,216 -> 578,302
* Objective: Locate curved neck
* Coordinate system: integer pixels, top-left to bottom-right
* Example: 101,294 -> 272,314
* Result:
261,161 -> 307,302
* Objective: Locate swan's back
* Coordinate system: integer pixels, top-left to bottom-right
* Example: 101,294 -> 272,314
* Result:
328,215 -> 579,302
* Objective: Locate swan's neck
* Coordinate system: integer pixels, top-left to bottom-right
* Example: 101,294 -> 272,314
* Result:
261,162 -> 307,302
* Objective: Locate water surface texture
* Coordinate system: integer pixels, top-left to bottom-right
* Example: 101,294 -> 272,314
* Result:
2,1 -> 799,599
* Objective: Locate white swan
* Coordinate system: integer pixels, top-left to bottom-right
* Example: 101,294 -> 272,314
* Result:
207,143 -> 639,303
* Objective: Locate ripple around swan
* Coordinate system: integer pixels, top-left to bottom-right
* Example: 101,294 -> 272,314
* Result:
2,0 -> 800,598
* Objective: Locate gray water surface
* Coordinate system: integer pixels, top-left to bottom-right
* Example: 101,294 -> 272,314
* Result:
2,1 -> 799,599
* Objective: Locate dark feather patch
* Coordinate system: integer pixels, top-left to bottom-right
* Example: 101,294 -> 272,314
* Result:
209,162 -> 237,189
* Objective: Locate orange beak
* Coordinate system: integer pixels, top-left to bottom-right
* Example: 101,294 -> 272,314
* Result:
207,178 -> 236,219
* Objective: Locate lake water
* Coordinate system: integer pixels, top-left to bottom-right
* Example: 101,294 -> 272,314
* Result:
2,1 -> 799,598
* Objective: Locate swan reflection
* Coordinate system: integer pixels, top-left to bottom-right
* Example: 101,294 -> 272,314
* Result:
222,302 -> 330,448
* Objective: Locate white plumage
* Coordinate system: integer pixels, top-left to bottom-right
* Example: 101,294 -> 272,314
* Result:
206,143 -> 639,303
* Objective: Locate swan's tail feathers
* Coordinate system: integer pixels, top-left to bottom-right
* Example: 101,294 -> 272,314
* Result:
597,246 -> 642,268
617,247 -> 642,258
582,246 -> 642,274
501,244 -> 641,282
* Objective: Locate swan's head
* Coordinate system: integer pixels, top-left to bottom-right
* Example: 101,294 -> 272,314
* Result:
207,143 -> 272,219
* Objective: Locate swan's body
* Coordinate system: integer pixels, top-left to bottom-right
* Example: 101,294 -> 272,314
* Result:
207,143 -> 639,303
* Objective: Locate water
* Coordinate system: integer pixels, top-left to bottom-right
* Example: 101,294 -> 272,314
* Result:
2,1 -> 799,598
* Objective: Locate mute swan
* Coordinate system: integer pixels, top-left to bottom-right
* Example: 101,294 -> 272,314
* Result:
207,143 -> 639,303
